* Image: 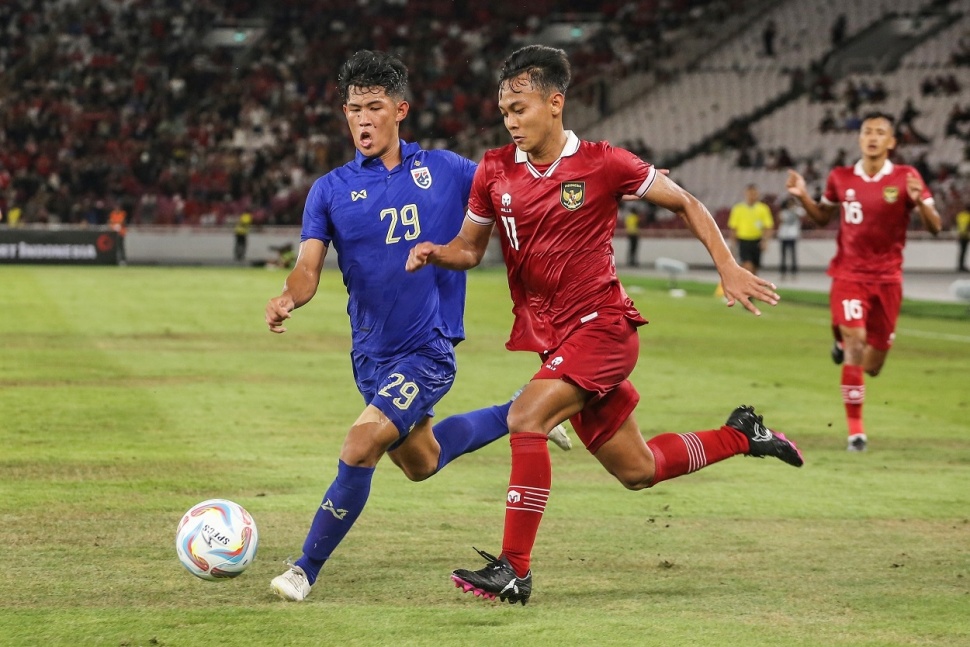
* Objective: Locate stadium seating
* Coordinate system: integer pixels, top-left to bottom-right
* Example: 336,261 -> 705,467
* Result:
2,0 -> 969,234
588,0 -> 970,228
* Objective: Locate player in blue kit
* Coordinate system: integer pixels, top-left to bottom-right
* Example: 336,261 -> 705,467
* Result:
264,50 -> 569,602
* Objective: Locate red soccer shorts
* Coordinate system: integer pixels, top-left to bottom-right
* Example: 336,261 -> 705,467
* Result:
829,277 -> 902,351
533,314 -> 641,454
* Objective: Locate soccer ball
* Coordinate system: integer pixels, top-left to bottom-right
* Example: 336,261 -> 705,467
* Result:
175,499 -> 259,580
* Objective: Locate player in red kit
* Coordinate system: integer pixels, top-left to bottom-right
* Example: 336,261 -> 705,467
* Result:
406,45 -> 803,605
787,111 -> 941,452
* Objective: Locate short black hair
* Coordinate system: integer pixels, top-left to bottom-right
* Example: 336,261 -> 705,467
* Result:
337,50 -> 408,103
499,45 -> 571,96
861,110 -> 895,127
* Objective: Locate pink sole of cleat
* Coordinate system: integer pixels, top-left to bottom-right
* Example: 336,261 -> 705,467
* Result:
451,574 -> 496,601
774,431 -> 805,465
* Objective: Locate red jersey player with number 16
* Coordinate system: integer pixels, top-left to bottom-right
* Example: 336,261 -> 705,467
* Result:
407,45 -> 803,606
787,111 -> 941,452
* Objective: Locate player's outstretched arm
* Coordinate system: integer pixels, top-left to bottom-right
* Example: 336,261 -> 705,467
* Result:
266,239 -> 327,334
786,169 -> 836,226
644,173 -> 779,316
406,217 -> 494,272
907,172 -> 942,235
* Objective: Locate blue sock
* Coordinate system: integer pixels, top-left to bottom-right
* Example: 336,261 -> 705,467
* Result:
296,460 -> 375,585
433,401 -> 511,472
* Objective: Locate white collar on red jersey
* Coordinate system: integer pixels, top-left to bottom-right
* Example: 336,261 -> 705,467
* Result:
515,130 -> 580,178
853,159 -> 893,182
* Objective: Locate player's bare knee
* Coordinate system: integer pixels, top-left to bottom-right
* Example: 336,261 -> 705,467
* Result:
618,476 -> 651,491
387,447 -> 437,481
339,453 -> 380,469
399,462 -> 436,482
614,469 -> 653,491
506,408 -> 539,434
340,431 -> 385,468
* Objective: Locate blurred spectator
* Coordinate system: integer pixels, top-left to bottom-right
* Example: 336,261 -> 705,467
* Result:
832,148 -> 848,168
951,32 -> 970,66
898,99 -> 931,145
945,104 -> 970,140
820,108 -> 838,133
108,203 -> 128,264
777,196 -> 803,278
809,63 -> 836,102
921,74 -> 961,97
870,79 -> 888,103
831,14 -> 847,47
763,20 -> 777,57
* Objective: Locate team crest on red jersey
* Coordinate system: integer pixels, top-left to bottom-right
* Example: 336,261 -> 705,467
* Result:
560,182 -> 585,210
883,186 -> 899,203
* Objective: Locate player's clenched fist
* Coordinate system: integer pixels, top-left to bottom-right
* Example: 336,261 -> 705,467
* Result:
265,295 -> 295,333
406,242 -> 438,272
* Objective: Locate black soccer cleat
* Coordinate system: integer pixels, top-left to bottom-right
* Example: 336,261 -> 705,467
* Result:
847,434 -> 868,452
726,405 -> 804,468
831,340 -> 844,365
451,548 -> 532,606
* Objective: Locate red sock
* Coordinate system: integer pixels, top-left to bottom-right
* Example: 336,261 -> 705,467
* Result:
501,432 -> 550,578
646,427 -> 749,485
841,365 -> 865,437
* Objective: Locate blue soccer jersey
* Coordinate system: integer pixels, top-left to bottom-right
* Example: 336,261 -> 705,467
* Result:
301,140 -> 476,361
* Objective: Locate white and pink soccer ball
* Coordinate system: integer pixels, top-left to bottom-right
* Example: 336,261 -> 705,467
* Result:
175,499 -> 258,580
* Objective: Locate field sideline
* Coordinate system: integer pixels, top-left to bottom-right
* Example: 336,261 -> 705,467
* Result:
1,265 -> 968,647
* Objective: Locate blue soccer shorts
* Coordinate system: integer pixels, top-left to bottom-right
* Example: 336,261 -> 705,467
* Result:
351,335 -> 457,438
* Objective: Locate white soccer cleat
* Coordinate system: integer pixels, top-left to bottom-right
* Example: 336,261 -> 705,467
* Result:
547,424 -> 572,451
271,565 -> 311,601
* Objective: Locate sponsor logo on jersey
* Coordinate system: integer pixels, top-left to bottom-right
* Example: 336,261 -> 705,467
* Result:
883,186 -> 899,203
845,189 -> 856,201
411,166 -> 432,189
560,181 -> 585,210
501,192 -> 512,213
351,190 -> 368,201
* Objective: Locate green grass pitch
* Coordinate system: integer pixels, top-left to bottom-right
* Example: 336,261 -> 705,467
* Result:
1,266 -> 968,647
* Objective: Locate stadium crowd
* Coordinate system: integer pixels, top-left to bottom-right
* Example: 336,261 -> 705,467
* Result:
2,0 -> 968,234
0,0 -> 728,228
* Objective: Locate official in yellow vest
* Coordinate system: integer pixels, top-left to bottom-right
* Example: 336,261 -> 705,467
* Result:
728,184 -> 774,275
957,204 -> 970,272
234,212 -> 252,262
623,209 -> 640,267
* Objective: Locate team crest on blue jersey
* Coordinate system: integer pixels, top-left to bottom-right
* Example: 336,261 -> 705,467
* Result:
883,186 -> 899,203
560,182 -> 585,210
411,166 -> 432,189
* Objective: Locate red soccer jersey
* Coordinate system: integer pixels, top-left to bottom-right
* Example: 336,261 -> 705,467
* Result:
821,159 -> 933,283
467,131 -> 656,353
